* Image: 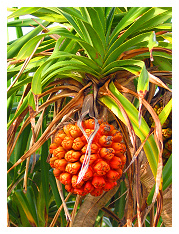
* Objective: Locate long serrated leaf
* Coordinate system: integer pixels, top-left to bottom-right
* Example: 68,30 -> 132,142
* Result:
36,183 -> 46,227
109,7 -> 151,46
7,7 -> 40,19
7,21 -> 49,59
108,8 -> 165,58
106,7 -> 115,45
134,50 -> 172,61
7,7 -> 41,19
7,77 -> 32,99
74,17 -> 92,44
82,21 -> 105,58
58,7 -> 83,20
35,39 -> 56,54
7,93 -> 16,122
14,187 -> 39,226
16,33 -> 50,60
7,56 -> 47,75
7,93 -> 29,129
102,59 -> 144,75
137,10 -> 172,34
11,196 -> 31,227
32,8 -> 67,23
41,66 -> 92,88
31,55 -> 63,96
79,7 -> 90,21
100,82 -> 159,178
137,63 -> 149,126
31,50 -> 88,95
41,116 -> 50,213
157,99 -> 172,126
25,187 -> 39,225
153,56 -> 172,71
113,181 -> 126,226
104,81 -> 137,154
86,7 -> 106,48
59,11 -> 84,39
104,31 -> 153,66
148,31 -> 159,52
51,51 -> 101,72
94,7 -> 105,31
49,170 -> 66,226
8,7 -> 66,23
162,155 -> 172,191
32,62 -> 51,95
28,91 -> 36,111
148,31 -> 159,61
49,170 -> 64,207
7,18 -> 44,27
41,60 -> 100,79
14,124 -> 31,166
17,27 -> 103,66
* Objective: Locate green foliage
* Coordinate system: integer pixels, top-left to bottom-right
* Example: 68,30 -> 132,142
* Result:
7,7 -> 172,227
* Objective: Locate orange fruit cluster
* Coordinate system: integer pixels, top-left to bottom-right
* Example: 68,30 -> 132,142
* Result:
49,119 -> 126,197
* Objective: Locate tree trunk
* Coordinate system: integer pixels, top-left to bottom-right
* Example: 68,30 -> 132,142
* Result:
72,181 -> 121,227
161,185 -> 172,227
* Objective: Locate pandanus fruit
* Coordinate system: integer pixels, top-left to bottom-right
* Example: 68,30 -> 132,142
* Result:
49,119 -> 126,196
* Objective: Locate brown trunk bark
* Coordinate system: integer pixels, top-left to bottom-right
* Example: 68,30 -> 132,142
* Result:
72,181 -> 121,227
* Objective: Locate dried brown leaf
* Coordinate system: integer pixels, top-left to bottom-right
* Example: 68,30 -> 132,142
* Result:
148,72 -> 172,92
114,82 -> 163,199
7,84 -> 91,173
39,85 -> 80,99
119,47 -> 171,60
46,78 -> 83,89
7,91 -> 77,160
55,179 -> 71,222
153,190 -> 163,226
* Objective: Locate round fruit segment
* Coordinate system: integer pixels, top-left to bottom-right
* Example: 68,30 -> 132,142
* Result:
72,175 -> 84,188
49,143 -> 58,154
59,172 -> 71,185
65,150 -> 81,162
98,135 -> 113,147
61,136 -> 74,150
80,154 -> 98,165
72,137 -> 85,150
93,160 -> 110,175
54,159 -> 67,171
109,156 -> 122,169
92,176 -> 106,188
65,162 -> 81,174
99,148 -> 115,160
49,118 -> 126,196
84,181 -> 94,193
53,146 -> 66,159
